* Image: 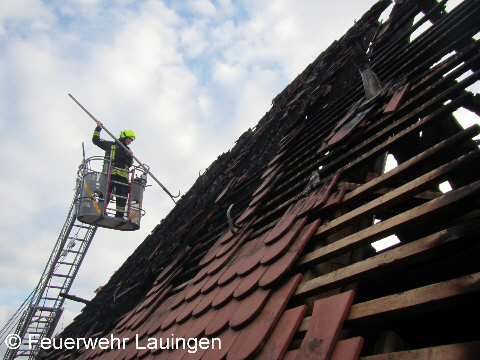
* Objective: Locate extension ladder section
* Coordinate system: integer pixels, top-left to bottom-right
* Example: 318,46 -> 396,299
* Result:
3,180 -> 97,360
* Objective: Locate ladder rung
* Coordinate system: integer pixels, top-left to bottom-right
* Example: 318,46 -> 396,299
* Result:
52,273 -> 72,278
42,297 -> 59,301
31,314 -> 56,319
67,250 -> 81,254
72,224 -> 92,229
68,237 -> 87,242
33,306 -> 58,312
47,285 -> 65,289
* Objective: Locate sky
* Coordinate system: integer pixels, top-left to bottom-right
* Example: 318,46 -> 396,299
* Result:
0,0 -> 477,356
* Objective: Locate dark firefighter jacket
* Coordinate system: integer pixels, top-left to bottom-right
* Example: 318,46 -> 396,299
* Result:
92,126 -> 133,178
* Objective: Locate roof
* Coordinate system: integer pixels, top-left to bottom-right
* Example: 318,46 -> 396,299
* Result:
43,0 -> 480,359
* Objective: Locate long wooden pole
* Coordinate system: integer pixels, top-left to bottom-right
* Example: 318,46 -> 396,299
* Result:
68,93 -> 179,203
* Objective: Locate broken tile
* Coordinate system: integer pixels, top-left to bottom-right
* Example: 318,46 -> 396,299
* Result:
321,187 -> 347,212
384,82 -> 410,113
300,173 -> 340,217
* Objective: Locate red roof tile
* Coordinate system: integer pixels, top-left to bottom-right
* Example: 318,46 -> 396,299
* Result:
252,305 -> 307,360
295,290 -> 355,360
217,241 -> 255,286
204,298 -> 241,337
185,308 -> 217,339
331,337 -> 364,360
206,229 -> 253,275
264,199 -> 306,245
202,327 -> 240,360
226,274 -> 303,360
260,217 -> 308,265
192,285 -> 222,317
202,266 -> 228,292
232,264 -> 267,299
237,203 -> 260,223
218,229 -> 235,245
283,350 -> 299,360
175,295 -> 203,324
236,233 -> 269,276
384,82 -> 410,113
184,276 -> 210,301
229,287 -> 272,330
259,219 -> 321,288
211,276 -> 242,309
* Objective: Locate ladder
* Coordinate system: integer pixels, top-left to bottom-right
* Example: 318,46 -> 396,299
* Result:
1,167 -> 98,360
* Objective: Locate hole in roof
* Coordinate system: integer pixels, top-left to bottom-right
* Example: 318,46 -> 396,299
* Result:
455,69 -> 474,84
443,62 -> 463,78
385,153 -> 398,172
445,0 -> 462,13
410,14 -> 433,42
372,219 -> 401,252
439,181 -> 452,193
378,2 -> 394,24
430,51 -> 456,69
453,107 -> 480,140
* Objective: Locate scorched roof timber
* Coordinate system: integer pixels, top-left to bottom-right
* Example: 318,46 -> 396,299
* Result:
43,0 -> 480,359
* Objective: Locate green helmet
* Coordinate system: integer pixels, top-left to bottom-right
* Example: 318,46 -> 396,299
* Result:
120,129 -> 135,141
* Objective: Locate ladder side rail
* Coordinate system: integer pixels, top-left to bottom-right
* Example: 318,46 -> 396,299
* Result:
3,180 -> 84,360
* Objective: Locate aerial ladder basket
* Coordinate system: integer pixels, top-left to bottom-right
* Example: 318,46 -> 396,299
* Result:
75,156 -> 148,231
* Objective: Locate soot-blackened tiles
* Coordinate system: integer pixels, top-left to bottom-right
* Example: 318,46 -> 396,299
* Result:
83,178 -> 349,360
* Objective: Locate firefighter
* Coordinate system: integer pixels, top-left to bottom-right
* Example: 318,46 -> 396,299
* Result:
92,120 -> 135,218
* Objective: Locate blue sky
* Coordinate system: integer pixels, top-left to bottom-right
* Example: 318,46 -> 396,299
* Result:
1,0 -> 477,356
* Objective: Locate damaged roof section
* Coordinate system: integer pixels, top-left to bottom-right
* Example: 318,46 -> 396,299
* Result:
44,0 -> 480,359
